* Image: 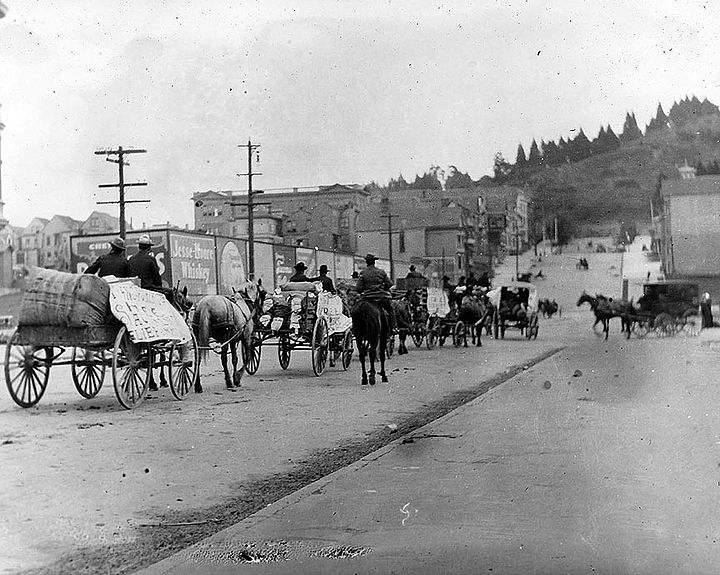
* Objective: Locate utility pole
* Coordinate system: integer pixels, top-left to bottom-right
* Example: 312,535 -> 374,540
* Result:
231,140 -> 266,280
95,147 -> 148,238
380,213 -> 399,280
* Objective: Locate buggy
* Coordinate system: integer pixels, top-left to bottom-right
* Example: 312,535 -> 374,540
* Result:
625,280 -> 700,338
487,281 -> 539,340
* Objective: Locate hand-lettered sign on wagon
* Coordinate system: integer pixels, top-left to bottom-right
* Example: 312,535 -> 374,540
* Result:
109,281 -> 192,344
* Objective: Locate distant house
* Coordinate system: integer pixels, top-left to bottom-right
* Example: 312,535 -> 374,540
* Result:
660,167 -> 720,294
79,211 -> 128,236
42,215 -> 82,271
18,217 -> 49,267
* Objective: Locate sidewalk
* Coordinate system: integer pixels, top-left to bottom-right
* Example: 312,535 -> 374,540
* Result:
139,333 -> 720,575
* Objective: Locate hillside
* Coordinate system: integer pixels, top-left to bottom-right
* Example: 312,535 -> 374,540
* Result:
505,96 -> 720,234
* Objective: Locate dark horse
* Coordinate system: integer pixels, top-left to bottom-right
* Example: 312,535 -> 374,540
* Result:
458,293 -> 488,346
351,299 -> 390,385
391,291 -> 416,355
576,291 -> 633,340
192,281 -> 263,391
149,285 -> 194,391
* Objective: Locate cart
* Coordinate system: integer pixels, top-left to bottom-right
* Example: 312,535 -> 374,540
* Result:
411,287 -> 452,350
5,281 -> 199,410
487,281 -> 539,340
625,280 -> 700,338
247,285 -> 353,376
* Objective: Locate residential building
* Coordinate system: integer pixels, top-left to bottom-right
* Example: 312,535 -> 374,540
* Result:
18,217 -> 48,267
78,211 -> 127,236
41,215 -> 82,270
192,184 -> 369,252
659,166 -> 720,294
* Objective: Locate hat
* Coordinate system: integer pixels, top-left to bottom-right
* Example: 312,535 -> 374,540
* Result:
319,265 -> 328,274
137,234 -> 153,247
293,262 -> 307,270
364,253 -> 377,262
110,237 -> 126,250
409,265 -> 416,271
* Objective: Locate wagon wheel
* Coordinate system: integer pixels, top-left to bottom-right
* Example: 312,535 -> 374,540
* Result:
531,315 -> 539,339
426,317 -> 438,350
492,312 -> 499,339
311,317 -> 329,376
411,324 -> 424,347
168,332 -> 200,400
112,326 -> 152,410
341,330 -> 354,370
277,333 -> 291,370
453,321 -> 466,347
5,330 -> 52,408
386,333 -> 395,357
71,348 -> 106,399
654,313 -> 675,337
244,332 -> 263,375
632,320 -> 651,339
681,315 -> 701,337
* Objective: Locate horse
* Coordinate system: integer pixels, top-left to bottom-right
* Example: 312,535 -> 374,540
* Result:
458,293 -> 487,346
576,291 -> 633,339
351,299 -> 390,386
392,296 -> 413,355
149,285 -> 194,392
192,281 -> 264,391
538,298 -> 559,319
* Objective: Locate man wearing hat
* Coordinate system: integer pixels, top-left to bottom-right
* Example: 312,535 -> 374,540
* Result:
288,262 -> 310,283
128,234 -> 163,291
84,236 -> 130,278
356,253 -> 394,330
405,265 -> 424,279
311,264 -> 335,293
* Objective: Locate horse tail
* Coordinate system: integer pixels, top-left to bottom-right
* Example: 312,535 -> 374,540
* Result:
196,301 -> 211,364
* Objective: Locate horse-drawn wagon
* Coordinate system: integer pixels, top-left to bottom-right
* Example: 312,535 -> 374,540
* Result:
487,281 -> 539,339
5,269 -> 199,409
249,282 -> 353,376
625,280 -> 700,338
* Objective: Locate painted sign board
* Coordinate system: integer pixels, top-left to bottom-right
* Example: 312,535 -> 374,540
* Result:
274,245 -> 296,287
169,232 -> 217,296
215,236 -> 247,294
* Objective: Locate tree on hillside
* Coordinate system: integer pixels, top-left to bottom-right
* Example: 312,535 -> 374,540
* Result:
387,174 -> 410,190
646,103 -> 671,133
528,139 -> 542,166
413,170 -> 443,190
621,112 -> 642,142
515,143 -> 527,167
568,129 -> 592,162
542,139 -> 560,166
445,166 -> 476,189
492,152 -> 513,183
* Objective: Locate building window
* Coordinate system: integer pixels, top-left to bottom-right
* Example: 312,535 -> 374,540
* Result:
457,256 -> 462,269
399,230 -> 406,253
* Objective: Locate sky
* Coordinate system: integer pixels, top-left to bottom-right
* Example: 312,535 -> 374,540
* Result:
1,0 -> 719,229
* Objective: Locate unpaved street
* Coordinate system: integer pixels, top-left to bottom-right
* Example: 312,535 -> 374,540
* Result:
0,240 -> 665,574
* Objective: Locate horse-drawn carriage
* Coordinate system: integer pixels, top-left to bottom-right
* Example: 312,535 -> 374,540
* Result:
624,280 -> 700,338
487,281 -> 539,339
398,285 -> 468,349
249,282 -> 353,376
5,270 -> 199,409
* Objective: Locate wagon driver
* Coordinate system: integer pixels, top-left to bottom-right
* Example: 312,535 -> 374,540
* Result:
84,236 -> 130,278
289,262 -> 311,283
128,234 -> 166,295
356,253 -> 395,332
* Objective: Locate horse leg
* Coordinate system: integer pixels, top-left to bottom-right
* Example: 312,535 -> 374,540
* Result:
231,340 -> 243,387
158,350 -> 168,387
368,344 -> 377,386
379,336 -> 388,383
604,319 -> 609,340
220,346 -> 233,389
358,342 -> 368,385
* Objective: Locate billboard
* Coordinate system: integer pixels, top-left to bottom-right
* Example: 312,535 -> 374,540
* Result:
168,232 -> 217,296
216,237 -> 246,294
274,245 -> 296,287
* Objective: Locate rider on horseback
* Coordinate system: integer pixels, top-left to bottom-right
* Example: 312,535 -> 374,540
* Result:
356,253 -> 395,332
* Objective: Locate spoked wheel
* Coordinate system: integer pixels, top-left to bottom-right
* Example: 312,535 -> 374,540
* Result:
453,321 -> 466,347
341,330 -> 354,370
311,317 -> 329,376
112,326 -> 152,410
277,333 -> 291,370
681,315 -> 701,337
426,317 -> 438,350
244,332 -> 263,375
530,315 -> 539,339
492,314 -> 499,339
386,333 -> 395,358
71,348 -> 106,399
632,320 -> 651,339
5,330 -> 52,408
168,332 -> 200,400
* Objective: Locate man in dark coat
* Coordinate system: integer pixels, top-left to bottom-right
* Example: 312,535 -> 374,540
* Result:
356,253 -> 394,330
128,234 -> 163,291
84,237 -> 130,278
288,262 -> 310,283
312,264 -> 335,293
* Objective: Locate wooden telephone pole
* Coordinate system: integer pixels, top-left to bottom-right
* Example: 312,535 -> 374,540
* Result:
95,147 -> 148,238
229,140 -> 268,280
380,213 -> 399,280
